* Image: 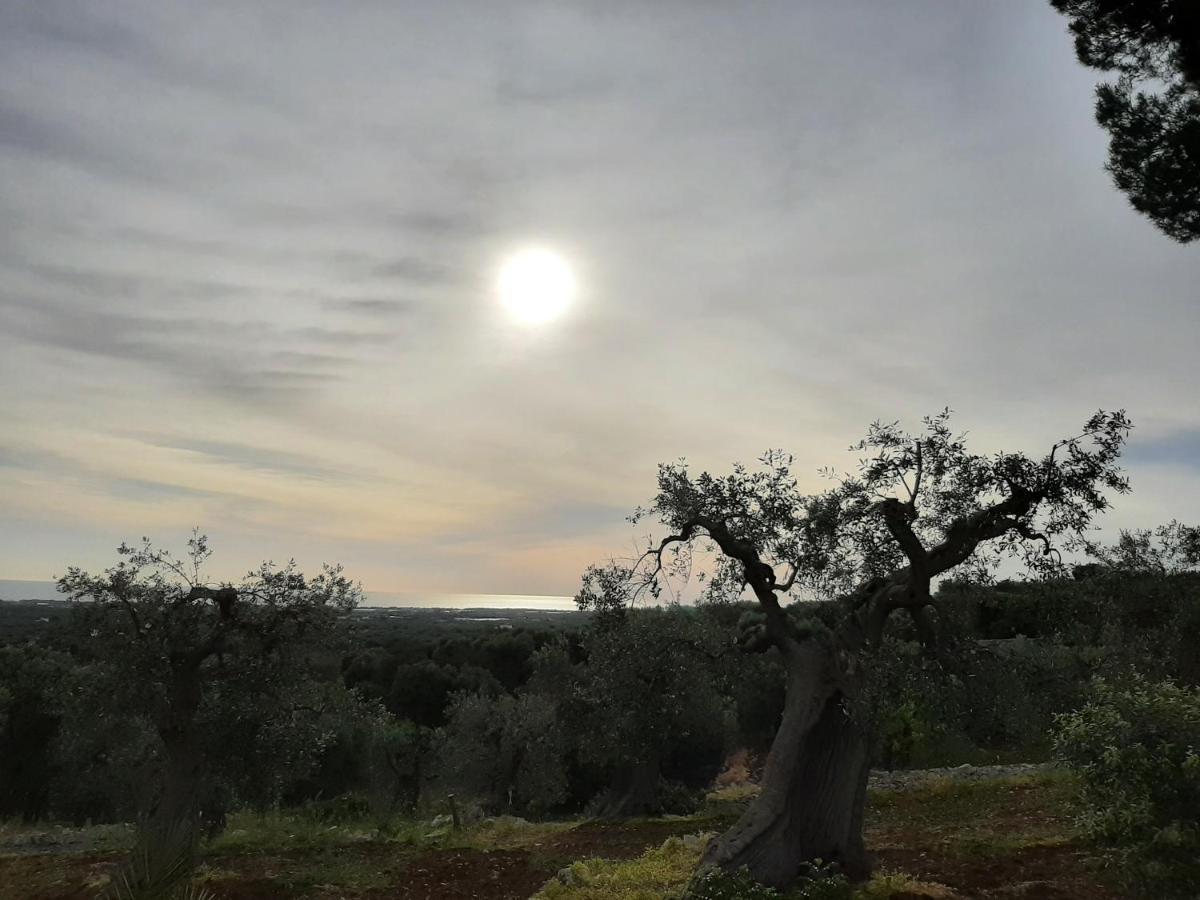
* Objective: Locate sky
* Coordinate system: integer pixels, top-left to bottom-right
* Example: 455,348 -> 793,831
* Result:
1,1 -> 1197,596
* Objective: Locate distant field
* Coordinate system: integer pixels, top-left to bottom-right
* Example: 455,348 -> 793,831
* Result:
0,596 -> 586,647
0,580 -> 575,609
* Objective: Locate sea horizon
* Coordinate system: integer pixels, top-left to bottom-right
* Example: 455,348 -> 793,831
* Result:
0,579 -> 576,611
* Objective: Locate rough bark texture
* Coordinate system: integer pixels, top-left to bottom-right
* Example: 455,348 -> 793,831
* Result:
595,757 -> 661,818
136,667 -> 205,881
700,642 -> 870,888
133,735 -> 203,884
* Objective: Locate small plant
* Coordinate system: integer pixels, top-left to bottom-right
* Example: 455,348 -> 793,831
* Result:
98,817 -> 214,900
792,862 -> 852,900
687,867 -> 781,899
685,861 -> 850,900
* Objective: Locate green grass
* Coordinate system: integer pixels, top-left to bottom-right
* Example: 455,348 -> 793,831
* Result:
207,806 -> 575,857
866,770 -> 1082,859
1,771 -> 1107,900
0,818 -> 135,852
530,834 -> 962,900
532,834 -> 713,900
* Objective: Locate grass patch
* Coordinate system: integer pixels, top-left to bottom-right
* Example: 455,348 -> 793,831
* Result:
530,834 -> 965,900
457,815 -> 577,852
854,871 -> 961,898
202,849 -> 394,893
0,819 -> 134,854
866,769 -> 1081,856
532,833 -> 712,900
208,807 -> 574,859
207,810 -> 384,854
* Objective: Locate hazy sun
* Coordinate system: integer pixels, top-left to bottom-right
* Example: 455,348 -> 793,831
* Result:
497,247 -> 576,325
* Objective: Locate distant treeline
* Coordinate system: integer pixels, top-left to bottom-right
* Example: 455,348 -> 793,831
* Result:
2,572 -> 1199,826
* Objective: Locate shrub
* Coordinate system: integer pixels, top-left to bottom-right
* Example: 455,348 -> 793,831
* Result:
686,867 -> 781,899
1053,674 -> 1200,897
686,861 -> 850,900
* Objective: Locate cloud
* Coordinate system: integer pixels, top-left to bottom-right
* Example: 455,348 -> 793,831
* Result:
0,101 -> 155,184
3,1 -> 287,110
0,0 -> 1197,592
322,298 -> 418,316
1127,430 -> 1200,470
152,438 -> 348,481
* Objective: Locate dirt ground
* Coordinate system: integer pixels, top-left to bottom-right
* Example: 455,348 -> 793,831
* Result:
0,780 -> 1122,900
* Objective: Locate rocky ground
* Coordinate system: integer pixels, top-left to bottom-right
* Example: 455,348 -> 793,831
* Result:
866,762 -> 1055,792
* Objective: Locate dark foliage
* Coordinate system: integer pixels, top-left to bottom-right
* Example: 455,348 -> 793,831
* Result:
1052,0 -> 1200,241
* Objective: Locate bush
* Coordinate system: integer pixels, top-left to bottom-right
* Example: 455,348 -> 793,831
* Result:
686,867 -> 782,899
1053,674 -> 1200,897
686,861 -> 850,900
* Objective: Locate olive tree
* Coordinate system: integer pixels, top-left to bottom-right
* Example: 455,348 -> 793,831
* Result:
0,644 -> 71,821
438,689 -> 570,817
577,409 -> 1130,887
59,533 -> 359,878
1085,519 -> 1200,574
578,608 -> 730,817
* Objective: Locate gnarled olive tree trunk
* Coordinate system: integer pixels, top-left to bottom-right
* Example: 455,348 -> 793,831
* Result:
135,668 -> 206,880
700,639 -> 870,887
595,756 -> 661,818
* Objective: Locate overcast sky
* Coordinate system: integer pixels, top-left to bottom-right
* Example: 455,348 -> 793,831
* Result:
1,1 -> 1197,595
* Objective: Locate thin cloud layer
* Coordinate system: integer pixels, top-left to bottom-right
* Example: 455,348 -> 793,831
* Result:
1,1 -> 1197,593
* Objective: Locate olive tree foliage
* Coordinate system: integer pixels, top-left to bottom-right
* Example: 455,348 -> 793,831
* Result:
58,533 -> 360,878
578,608 -> 731,817
0,644 -> 72,821
578,409 -> 1130,888
1085,519 -> 1200,574
1051,0 -> 1200,241
339,701 -> 429,827
437,689 -> 570,818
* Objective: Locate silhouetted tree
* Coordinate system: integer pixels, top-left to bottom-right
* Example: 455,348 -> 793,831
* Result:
0,644 -> 70,821
1052,0 -> 1200,241
577,409 -> 1130,888
578,608 -> 729,817
1085,519 -> 1200,573
59,533 -> 359,882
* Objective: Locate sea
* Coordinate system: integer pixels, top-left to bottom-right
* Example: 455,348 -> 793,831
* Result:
0,579 -> 575,611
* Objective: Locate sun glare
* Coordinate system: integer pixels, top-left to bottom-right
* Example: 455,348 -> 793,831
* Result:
497,247 -> 576,325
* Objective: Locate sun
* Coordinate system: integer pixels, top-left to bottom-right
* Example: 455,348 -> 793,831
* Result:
497,247 -> 576,325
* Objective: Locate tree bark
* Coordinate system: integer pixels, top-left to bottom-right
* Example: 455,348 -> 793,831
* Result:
133,732 -> 203,884
137,664 -> 206,883
700,641 -> 871,888
595,756 -> 661,818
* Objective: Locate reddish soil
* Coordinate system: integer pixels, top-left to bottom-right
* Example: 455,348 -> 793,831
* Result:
1,852 -> 122,900
0,836 -> 1121,900
0,785 -> 1121,900
872,843 -> 1120,899
381,849 -> 551,900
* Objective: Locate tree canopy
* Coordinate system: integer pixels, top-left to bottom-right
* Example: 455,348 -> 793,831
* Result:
1052,0 -> 1200,241
577,408 -> 1131,888
57,533 -> 361,884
